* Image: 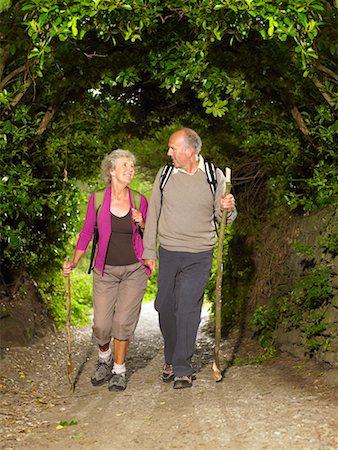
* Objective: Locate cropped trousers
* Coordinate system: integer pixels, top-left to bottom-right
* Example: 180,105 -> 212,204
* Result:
155,247 -> 213,377
92,262 -> 147,346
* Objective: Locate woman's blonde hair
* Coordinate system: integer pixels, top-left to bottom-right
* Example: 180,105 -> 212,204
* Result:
101,149 -> 136,183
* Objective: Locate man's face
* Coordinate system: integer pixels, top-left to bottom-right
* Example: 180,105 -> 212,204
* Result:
167,131 -> 190,170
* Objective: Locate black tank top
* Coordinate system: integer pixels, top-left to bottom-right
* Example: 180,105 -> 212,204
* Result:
105,210 -> 138,266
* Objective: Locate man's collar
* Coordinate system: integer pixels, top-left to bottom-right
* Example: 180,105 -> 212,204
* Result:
173,155 -> 205,175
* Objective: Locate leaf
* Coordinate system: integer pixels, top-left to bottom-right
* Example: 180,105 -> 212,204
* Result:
72,24 -> 78,37
213,27 -> 222,41
59,420 -> 78,427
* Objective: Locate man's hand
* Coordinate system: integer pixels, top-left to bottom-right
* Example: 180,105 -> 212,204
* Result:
220,193 -> 235,211
144,258 -> 156,273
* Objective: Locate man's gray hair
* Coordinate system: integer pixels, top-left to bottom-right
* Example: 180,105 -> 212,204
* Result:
101,149 -> 136,183
182,128 -> 202,154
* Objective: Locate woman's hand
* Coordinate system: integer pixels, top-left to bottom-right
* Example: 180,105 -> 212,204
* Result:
63,259 -> 77,276
131,208 -> 145,230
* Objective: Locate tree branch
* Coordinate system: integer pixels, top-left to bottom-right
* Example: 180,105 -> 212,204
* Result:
316,62 -> 338,83
0,45 -> 10,82
83,51 -> 108,59
36,108 -> 55,135
8,78 -> 32,108
290,105 -> 309,135
0,64 -> 26,90
311,75 -> 337,109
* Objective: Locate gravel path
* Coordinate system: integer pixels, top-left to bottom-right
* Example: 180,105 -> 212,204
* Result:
1,302 -> 337,450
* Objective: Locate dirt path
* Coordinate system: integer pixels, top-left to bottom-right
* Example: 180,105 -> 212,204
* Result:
1,303 -> 337,450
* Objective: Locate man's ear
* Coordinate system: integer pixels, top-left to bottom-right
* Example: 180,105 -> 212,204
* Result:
186,147 -> 194,157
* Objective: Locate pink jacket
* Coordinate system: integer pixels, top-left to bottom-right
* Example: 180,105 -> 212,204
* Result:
76,186 -> 150,275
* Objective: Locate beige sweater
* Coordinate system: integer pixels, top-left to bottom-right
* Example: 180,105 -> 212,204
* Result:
142,162 -> 237,259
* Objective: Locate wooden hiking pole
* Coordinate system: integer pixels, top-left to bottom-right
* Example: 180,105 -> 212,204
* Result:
212,168 -> 231,382
65,257 -> 75,391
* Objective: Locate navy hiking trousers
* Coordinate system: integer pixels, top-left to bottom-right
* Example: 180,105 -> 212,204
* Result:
155,246 -> 213,377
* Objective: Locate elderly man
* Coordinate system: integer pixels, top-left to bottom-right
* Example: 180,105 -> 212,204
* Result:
143,128 -> 237,389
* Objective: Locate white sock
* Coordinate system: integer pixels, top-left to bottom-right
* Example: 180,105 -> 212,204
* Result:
113,362 -> 126,375
99,348 -> 112,363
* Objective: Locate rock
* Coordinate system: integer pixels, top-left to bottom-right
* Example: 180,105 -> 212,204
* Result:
331,290 -> 338,308
286,329 -> 303,345
320,368 -> 338,387
274,327 -> 303,346
323,305 -> 338,325
319,351 -> 338,367
316,337 -> 338,367
280,343 -> 306,360
321,325 -> 338,337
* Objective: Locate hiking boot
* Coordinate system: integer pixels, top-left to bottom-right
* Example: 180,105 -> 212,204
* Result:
91,358 -> 113,386
162,363 -> 174,383
108,372 -> 127,391
173,375 -> 193,389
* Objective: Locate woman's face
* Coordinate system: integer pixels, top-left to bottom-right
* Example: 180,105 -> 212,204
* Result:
111,157 -> 135,185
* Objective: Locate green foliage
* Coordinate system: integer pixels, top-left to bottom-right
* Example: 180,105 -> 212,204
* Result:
251,304 -> 280,349
251,262 -> 333,354
206,224 -> 255,328
38,269 -> 92,327
0,164 -> 81,277
320,227 -> 338,255
0,0 -> 11,13
293,241 -> 314,258
143,270 -> 158,303
233,346 -> 277,366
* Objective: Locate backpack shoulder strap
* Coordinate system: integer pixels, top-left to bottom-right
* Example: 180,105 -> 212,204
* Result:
204,160 -> 219,234
157,163 -> 174,226
88,188 -> 105,275
159,163 -> 174,193
130,189 -> 141,210
204,159 -> 217,196
94,188 -> 106,214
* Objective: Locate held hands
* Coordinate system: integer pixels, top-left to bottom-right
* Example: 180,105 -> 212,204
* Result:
144,258 -> 156,274
132,208 -> 144,230
220,193 -> 235,211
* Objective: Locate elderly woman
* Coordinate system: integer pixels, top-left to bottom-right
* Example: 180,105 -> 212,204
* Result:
63,149 -> 149,391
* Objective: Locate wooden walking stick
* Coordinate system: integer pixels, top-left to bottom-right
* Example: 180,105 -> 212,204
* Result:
212,168 -> 231,382
65,257 -> 75,392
